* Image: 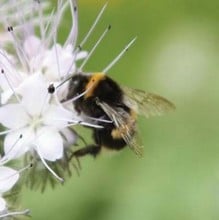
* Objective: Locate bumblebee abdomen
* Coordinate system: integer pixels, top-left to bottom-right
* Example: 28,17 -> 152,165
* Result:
93,128 -> 127,150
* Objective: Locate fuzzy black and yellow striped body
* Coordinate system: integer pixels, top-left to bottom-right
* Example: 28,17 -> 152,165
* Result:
67,72 -> 136,157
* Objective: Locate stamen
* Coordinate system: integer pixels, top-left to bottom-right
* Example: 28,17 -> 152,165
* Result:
85,116 -> 113,124
67,120 -> 104,129
0,50 -> 22,81
35,0 -> 45,41
30,9 -> 56,69
18,163 -> 33,173
0,134 -> 23,165
1,68 -> 21,103
41,9 -> 55,40
56,74 -> 74,89
13,1 -> 31,38
63,2 -> 108,78
36,145 -> 64,183
0,129 -> 15,136
64,0 -> 78,48
102,37 -> 137,73
53,36 -> 61,79
7,25 -> 29,72
78,25 -> 111,71
44,1 -> 68,47
0,209 -> 30,218
7,26 -> 13,32
62,85 -> 93,104
0,163 -> 32,182
47,83 -> 55,94
78,2 -> 108,50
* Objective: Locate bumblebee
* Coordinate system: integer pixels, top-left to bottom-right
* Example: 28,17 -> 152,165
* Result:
66,72 -> 175,157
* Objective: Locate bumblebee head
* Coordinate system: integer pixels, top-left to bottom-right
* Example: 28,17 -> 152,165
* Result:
67,73 -> 89,99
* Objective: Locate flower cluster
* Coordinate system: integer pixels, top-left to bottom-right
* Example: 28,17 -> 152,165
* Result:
0,0 -> 89,217
0,0 -> 136,218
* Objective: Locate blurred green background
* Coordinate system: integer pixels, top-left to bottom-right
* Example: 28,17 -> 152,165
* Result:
23,0 -> 219,219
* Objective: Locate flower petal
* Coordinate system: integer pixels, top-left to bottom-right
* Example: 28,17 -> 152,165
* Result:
60,128 -> 77,147
42,44 -> 81,80
23,35 -> 43,59
35,127 -> 63,161
17,73 -> 49,116
0,167 -> 19,193
42,105 -> 73,129
0,197 -> 6,212
4,128 -> 35,161
23,35 -> 46,71
0,90 -> 13,105
0,104 -> 29,129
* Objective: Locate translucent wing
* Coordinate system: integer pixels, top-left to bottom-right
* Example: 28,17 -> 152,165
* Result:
96,99 -> 143,157
122,131 -> 143,157
122,86 -> 175,118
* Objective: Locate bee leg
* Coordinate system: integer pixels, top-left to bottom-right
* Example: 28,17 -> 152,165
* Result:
73,145 -> 101,158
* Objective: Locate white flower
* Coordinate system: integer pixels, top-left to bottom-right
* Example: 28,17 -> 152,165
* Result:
0,73 -> 75,163
0,0 -> 88,180
0,0 -> 87,104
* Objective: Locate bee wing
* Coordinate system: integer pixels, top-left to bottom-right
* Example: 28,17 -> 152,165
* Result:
122,86 -> 175,118
96,99 -> 143,157
122,131 -> 143,157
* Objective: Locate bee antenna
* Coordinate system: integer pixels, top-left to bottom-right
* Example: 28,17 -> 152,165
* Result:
102,37 -> 137,73
78,24 -> 111,71
64,0 -> 78,48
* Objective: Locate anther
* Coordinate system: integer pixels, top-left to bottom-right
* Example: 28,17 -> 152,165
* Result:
48,84 -> 55,94
7,26 -> 13,32
1,69 -> 4,74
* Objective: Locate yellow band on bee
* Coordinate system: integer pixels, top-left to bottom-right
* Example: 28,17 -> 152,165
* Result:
85,72 -> 106,98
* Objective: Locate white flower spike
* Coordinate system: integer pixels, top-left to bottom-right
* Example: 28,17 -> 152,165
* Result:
0,0 -> 88,181
0,0 -> 139,217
